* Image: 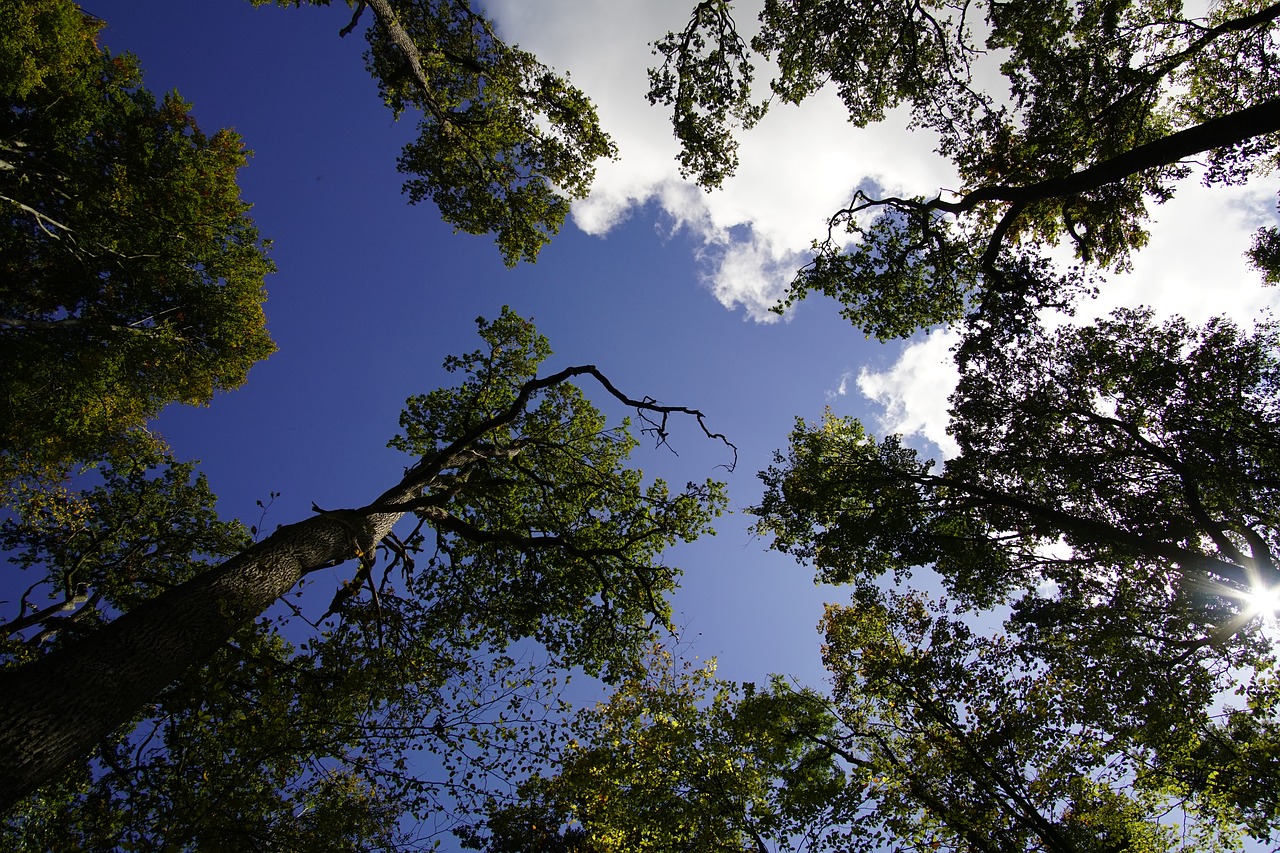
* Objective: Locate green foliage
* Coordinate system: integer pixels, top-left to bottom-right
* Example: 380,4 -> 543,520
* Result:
1,310 -> 727,845
652,0 -> 1280,336
0,0 -> 92,99
753,411 -> 1013,605
757,308 -> 1280,610
460,646 -> 845,852
951,307 -> 1280,601
0,0 -> 275,484
2,441 -> 410,850
1249,220 -> 1280,284
388,308 -> 727,682
0,433 -> 250,651
466,618 -> 1244,853
817,590 -> 1241,853
648,0 -> 766,189
779,208 -> 976,340
4,628 -> 414,852
752,309 -> 1280,842
255,0 -> 616,265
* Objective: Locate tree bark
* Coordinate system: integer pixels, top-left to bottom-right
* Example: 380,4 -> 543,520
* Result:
937,96 -> 1280,214
0,364 -> 731,809
0,476 -> 409,809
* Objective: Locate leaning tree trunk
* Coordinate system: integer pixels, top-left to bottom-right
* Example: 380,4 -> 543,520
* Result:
0,476 -> 413,809
0,362 -> 726,809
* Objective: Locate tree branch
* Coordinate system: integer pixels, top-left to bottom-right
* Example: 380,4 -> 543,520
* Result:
2,585 -> 89,638
338,0 -> 367,37
839,97 -> 1280,262
400,364 -> 736,493
917,468 -> 1274,590
937,97 -> 1280,215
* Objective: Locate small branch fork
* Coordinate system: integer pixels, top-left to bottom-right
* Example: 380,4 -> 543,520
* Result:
401,364 -> 738,489
565,364 -> 739,472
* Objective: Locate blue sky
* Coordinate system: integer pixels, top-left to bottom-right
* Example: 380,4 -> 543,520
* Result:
7,2 -> 1275,847
84,0 -> 1280,701
81,0 -> 902,691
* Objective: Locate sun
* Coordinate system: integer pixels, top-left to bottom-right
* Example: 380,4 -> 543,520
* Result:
1244,583 -> 1280,622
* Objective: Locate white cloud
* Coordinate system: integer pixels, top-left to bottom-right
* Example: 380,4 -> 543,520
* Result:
856,330 -> 962,459
825,370 -> 856,403
488,1 -> 1280,447
486,0 -> 956,319
1069,177 -> 1280,328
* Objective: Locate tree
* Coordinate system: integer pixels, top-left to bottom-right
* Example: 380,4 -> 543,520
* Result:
6,621 -> 418,850
756,307 -> 1280,611
751,308 -> 1280,838
0,0 -> 275,484
651,0 -> 1280,337
458,645 -> 845,853
0,308 -> 730,813
255,0 -> 617,266
0,438 -> 411,848
466,603 -> 1246,853
815,589 -> 1245,853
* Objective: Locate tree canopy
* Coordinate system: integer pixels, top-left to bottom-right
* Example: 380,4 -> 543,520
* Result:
0,0 -> 275,486
466,606 -> 1250,853
652,0 -> 1280,336
4,0 -> 1280,849
755,308 -> 1279,615
751,308 -> 1280,842
459,646 -> 845,853
0,308 -> 729,838
254,0 -> 616,266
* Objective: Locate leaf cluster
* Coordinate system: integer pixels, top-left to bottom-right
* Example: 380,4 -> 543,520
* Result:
750,308 -> 1280,843
652,0 -> 1280,338
461,646 -> 845,852
256,0 -> 617,265
0,0 -> 275,484
387,309 -> 727,683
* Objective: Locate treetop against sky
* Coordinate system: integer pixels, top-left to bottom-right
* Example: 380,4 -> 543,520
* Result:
3,0 -> 1280,849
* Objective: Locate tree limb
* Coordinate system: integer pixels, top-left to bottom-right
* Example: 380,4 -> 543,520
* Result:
338,0 -> 367,37
0,360 -> 730,808
937,97 -> 1280,215
916,468 -> 1274,590
838,97 -> 1280,253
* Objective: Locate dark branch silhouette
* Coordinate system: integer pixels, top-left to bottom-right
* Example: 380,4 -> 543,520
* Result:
0,363 -> 730,808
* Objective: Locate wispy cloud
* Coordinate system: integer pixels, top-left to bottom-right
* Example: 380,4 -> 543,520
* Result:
825,370 -> 856,403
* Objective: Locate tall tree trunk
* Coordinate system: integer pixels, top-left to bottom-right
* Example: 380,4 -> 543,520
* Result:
0,362 -> 729,809
0,480 -> 410,809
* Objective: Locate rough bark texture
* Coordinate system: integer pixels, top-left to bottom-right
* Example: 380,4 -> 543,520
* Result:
0,477 -> 412,809
0,363 -> 730,808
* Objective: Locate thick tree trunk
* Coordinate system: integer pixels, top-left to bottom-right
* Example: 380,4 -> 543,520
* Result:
0,483 -> 409,810
0,363 -> 725,809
